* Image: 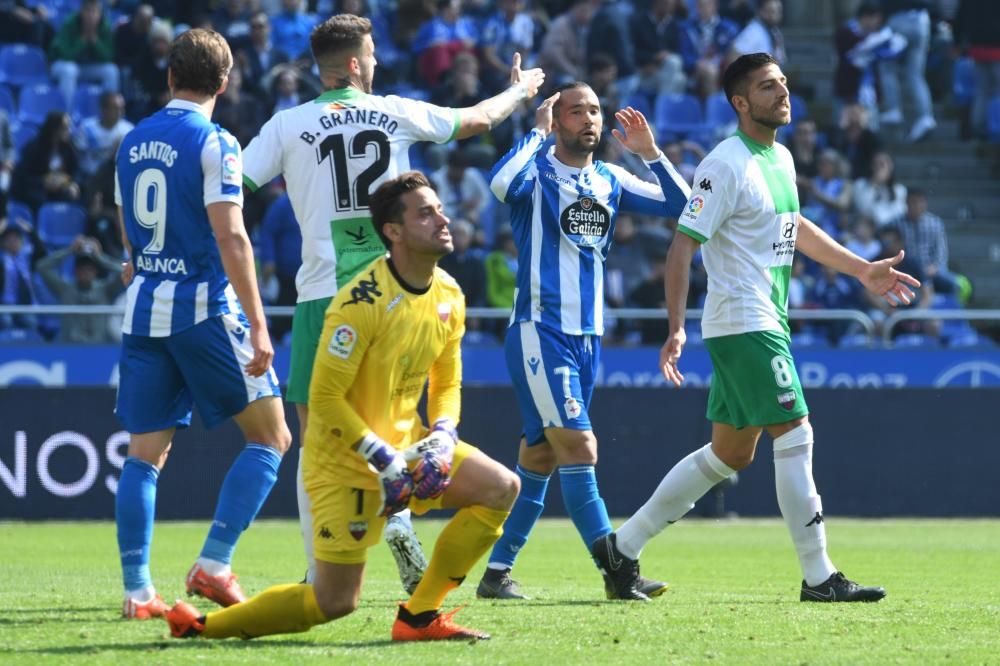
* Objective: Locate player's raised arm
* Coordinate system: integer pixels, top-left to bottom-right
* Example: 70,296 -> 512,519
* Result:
454,52 -> 545,139
796,213 -> 921,306
612,107 -> 691,218
489,92 -> 557,202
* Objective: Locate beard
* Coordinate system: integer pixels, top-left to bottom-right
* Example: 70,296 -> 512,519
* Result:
556,125 -> 599,157
748,100 -> 790,130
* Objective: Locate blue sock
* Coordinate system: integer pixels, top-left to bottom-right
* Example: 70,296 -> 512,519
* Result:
200,444 -> 282,565
559,464 -> 612,550
487,465 -> 550,569
116,457 -> 159,592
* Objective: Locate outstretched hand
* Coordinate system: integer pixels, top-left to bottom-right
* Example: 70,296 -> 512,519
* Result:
510,52 -> 545,100
612,107 -> 660,161
859,250 -> 922,306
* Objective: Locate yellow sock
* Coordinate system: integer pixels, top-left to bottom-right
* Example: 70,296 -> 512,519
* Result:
202,583 -> 327,639
405,505 -> 509,615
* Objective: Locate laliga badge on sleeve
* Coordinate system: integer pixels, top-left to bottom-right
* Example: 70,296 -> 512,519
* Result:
327,324 -> 358,359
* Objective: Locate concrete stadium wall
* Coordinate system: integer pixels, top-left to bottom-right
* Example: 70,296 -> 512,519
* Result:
2,388 -> 997,520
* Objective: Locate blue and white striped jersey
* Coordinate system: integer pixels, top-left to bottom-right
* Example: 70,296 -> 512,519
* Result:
115,100 -> 244,337
490,129 -> 691,336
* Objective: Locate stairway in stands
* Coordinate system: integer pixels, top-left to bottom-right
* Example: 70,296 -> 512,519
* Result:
784,24 -> 1000,308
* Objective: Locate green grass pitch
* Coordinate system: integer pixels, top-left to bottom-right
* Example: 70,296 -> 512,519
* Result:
2,518 -> 998,665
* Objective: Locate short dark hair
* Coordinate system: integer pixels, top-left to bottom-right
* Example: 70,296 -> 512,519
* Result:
369,171 -> 434,248
552,81 -> 594,116
169,29 -> 232,97
587,52 -> 617,74
310,14 -> 372,72
722,52 -> 780,112
906,187 -> 926,199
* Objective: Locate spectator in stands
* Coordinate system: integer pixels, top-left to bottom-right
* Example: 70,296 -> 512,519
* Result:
802,149 -> 852,239
787,254 -> 811,311
271,0 -> 318,63
213,65 -> 267,149
720,0 -> 755,28
663,140 -> 704,185
257,193 -> 301,340
832,102 -> 881,179
270,66 -> 303,115
485,224 -> 517,309
74,92 -> 133,178
627,242 -> 669,345
82,141 -> 123,260
412,0 -> 478,87
677,0 -> 740,99
239,12 -> 290,102
809,264 -> 863,343
479,0 -> 536,94
129,19 -> 171,118
429,52 -> 508,163
833,2 -> 904,131
867,224 -> 934,336
852,151 -> 906,228
0,109 -> 13,214
589,53 -> 622,132
431,149 -> 493,238
730,0 -> 786,63
953,0 -> 1000,141
35,234 -> 123,343
878,0 -> 937,142
587,0 -> 637,88
49,0 -> 120,106
844,215 -> 882,261
538,0 -> 596,87
438,217 -> 486,307
114,4 -> 155,71
630,0 -> 687,98
10,111 -> 80,213
0,0 -> 52,48
212,0 -> 253,47
605,213 -> 652,312
893,188 -> 959,295
0,220 -> 38,335
789,118 -> 819,199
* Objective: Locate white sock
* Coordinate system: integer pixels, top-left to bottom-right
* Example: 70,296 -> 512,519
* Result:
773,424 -> 836,587
616,443 -> 736,560
195,557 -> 230,577
296,448 -> 316,584
124,584 -> 156,603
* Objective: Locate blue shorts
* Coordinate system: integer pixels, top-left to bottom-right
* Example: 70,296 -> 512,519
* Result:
115,313 -> 281,433
505,320 -> 600,446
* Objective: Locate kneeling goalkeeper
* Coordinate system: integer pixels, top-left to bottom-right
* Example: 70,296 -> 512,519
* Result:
166,171 -> 519,641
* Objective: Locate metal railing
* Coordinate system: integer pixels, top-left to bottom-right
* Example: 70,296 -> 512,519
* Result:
882,309 -> 1000,347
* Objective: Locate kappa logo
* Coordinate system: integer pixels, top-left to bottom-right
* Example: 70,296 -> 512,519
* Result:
346,226 -> 368,245
349,521 -> 368,541
344,270 -> 382,305
699,177 -> 712,193
805,512 -> 824,527
527,357 -> 540,375
318,525 -> 333,540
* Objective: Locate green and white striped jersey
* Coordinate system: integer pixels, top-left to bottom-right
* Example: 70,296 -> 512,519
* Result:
677,130 -> 800,339
242,87 -> 460,302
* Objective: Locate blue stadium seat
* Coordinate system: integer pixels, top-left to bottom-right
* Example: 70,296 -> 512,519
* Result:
18,83 -> 67,125
0,84 -> 14,117
6,200 -> 34,228
838,332 -> 874,349
946,331 -> 995,349
621,92 -> 653,120
11,121 -> 39,155
790,331 -> 829,348
0,44 -> 50,88
37,202 -> 86,249
0,327 -> 45,343
31,273 -> 61,340
952,57 -> 976,107
654,93 -> 705,142
705,91 -> 736,128
789,93 -> 808,122
987,96 -> 1000,143
892,333 -> 940,349
71,84 -> 102,122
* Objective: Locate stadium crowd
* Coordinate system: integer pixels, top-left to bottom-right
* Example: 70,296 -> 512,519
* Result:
0,0 -> 991,347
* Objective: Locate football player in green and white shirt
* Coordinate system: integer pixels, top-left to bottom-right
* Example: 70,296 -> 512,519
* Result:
594,54 -> 919,603
241,14 -> 544,589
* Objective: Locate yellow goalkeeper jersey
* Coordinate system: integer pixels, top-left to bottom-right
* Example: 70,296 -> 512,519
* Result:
305,254 -> 465,489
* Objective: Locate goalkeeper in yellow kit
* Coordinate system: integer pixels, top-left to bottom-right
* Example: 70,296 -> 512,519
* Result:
165,171 -> 520,641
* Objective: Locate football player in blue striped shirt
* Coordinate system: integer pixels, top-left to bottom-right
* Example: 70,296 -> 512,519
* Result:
113,29 -> 291,620
475,83 -> 691,601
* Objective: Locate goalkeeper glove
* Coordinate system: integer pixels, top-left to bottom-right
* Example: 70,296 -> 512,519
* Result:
357,434 -> 413,516
403,419 -> 457,500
